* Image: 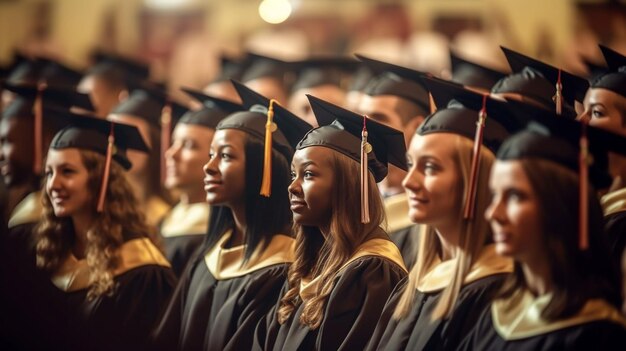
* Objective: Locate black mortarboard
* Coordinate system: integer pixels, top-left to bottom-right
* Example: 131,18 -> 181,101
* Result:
211,54 -> 246,83
582,57 -> 609,82
39,58 -> 84,88
49,106 -> 150,212
180,87 -> 243,129
302,95 -> 407,223
491,66 -> 555,109
291,56 -> 357,92
356,54 -> 431,113
88,51 -> 150,81
590,71 -> 626,98
348,63 -> 375,93
3,82 -> 93,117
241,52 -> 291,82
4,57 -> 43,85
501,46 -> 589,108
599,45 -> 626,72
450,51 -> 508,91
111,83 -> 187,128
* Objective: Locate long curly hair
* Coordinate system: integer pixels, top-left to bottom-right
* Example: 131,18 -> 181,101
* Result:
36,150 -> 156,299
277,151 -> 386,329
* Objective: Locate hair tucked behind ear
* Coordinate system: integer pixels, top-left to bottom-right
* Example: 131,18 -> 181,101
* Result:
277,151 -> 386,329
393,135 -> 495,321
36,150 -> 155,299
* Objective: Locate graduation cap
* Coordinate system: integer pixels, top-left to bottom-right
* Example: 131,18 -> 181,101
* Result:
180,87 -> 243,129
88,51 -> 150,81
302,95 -> 407,223
2,82 -> 95,176
224,80 -> 313,196
4,56 -> 44,85
599,45 -> 626,72
450,51 -> 508,91
419,77 -> 519,219
347,63 -> 376,93
38,58 -> 84,88
111,82 -> 188,183
291,56 -> 357,92
49,107 -> 149,212
590,71 -> 626,98
500,46 -> 589,115
355,54 -> 432,115
241,52 -> 292,83
495,101 -> 626,250
491,67 -> 556,111
211,54 -> 247,83
581,57 -> 609,82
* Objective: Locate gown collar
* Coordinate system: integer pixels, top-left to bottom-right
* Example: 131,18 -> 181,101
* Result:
8,191 -> 42,228
384,192 -> 413,233
601,187 -> 626,216
160,202 -> 210,237
51,237 -> 171,292
492,289 -> 626,340
204,230 -> 295,280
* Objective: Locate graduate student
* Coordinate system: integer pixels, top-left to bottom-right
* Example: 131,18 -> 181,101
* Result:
366,78 -> 517,351
254,95 -> 408,351
34,109 -> 177,351
458,104 -> 626,350
160,88 -> 242,276
151,81 -> 311,351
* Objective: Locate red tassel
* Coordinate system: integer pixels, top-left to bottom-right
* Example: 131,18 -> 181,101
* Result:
33,83 -> 47,176
555,69 -> 563,116
579,122 -> 589,250
463,94 -> 488,220
97,123 -> 115,213
160,103 -> 172,185
361,115 -> 371,224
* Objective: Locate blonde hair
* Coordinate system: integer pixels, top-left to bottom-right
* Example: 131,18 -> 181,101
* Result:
394,135 -> 495,320
36,150 -> 157,299
277,151 -> 386,329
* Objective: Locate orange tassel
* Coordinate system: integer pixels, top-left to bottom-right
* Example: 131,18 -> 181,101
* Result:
579,122 -> 589,250
97,123 -> 115,213
429,92 -> 437,114
555,69 -> 563,116
33,83 -> 46,176
260,99 -> 278,197
463,94 -> 488,220
361,115 -> 371,224
160,103 -> 172,185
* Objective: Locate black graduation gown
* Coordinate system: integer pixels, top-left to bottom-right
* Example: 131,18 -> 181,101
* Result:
159,202 -> 210,276
389,225 -> 421,271
457,292 -> 626,351
254,237 -> 408,351
151,231 -> 295,351
384,193 -> 420,270
601,188 -> 626,267
366,244 -> 512,351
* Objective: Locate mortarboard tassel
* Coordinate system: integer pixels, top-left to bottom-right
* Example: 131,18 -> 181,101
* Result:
555,69 -> 563,116
97,122 -> 115,213
361,116 -> 372,224
579,122 -> 589,250
32,83 -> 47,176
260,99 -> 279,197
463,94 -> 488,220
160,103 -> 172,185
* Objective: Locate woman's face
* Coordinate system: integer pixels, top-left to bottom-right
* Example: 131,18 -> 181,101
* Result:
45,148 -> 92,218
203,129 -> 246,208
402,133 -> 462,228
165,123 -> 214,192
106,113 -> 151,175
288,146 -> 334,227
485,160 -> 543,262
582,88 -> 626,137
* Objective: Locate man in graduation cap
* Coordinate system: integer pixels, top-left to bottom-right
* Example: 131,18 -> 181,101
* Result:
79,52 -> 150,117
352,55 -> 432,269
287,57 -> 357,127
449,50 -> 508,93
160,87 -> 242,277
108,82 -> 187,227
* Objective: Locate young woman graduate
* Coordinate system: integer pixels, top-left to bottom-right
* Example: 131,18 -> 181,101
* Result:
151,80 -> 312,351
366,78 -> 518,351
457,102 -> 626,350
160,88 -> 242,276
253,95 -> 409,351
34,108 -> 177,351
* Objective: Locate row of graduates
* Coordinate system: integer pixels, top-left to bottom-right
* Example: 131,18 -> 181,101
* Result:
1,43 -> 626,350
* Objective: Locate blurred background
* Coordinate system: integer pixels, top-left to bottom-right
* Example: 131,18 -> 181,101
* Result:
0,0 -> 624,94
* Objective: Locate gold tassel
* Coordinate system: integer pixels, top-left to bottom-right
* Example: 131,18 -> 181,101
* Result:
160,103 -> 172,185
33,83 -> 47,176
579,122 -> 589,250
555,69 -> 563,116
361,115 -> 371,224
260,99 -> 278,197
463,94 -> 488,220
97,123 -> 115,213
